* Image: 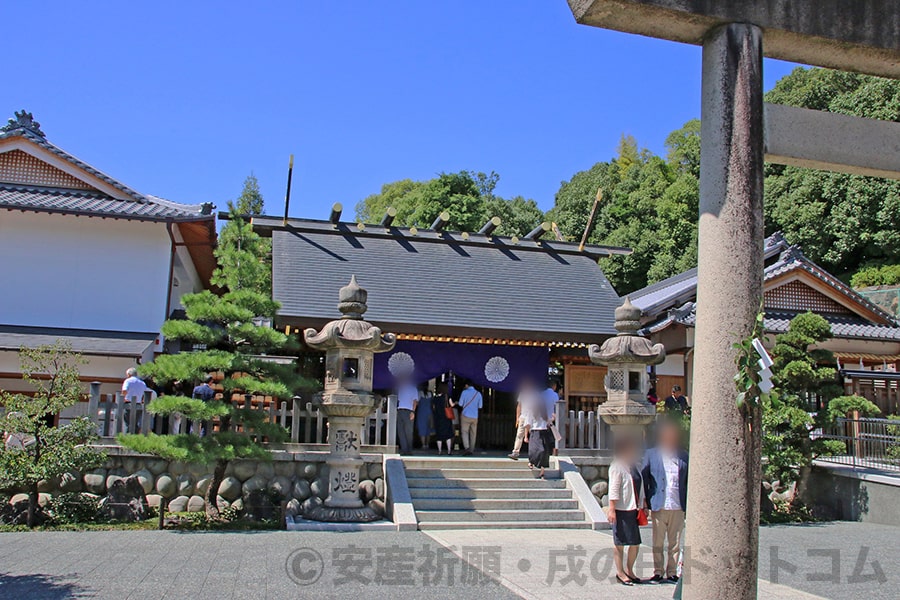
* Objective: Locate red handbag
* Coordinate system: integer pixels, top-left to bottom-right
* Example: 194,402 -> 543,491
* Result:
637,508 -> 649,526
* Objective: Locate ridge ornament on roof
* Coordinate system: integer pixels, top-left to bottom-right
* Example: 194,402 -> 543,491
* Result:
2,110 -> 45,137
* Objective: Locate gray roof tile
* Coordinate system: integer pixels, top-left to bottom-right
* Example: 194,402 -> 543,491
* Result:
264,217 -> 626,342
0,325 -> 156,357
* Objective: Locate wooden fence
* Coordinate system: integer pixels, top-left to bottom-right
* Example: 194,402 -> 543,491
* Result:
87,382 -> 397,447
555,401 -> 613,451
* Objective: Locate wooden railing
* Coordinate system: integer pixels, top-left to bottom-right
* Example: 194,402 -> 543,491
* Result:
87,382 -> 397,447
555,401 -> 613,451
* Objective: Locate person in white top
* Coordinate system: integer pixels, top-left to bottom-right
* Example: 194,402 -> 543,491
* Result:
121,368 -> 148,433
508,378 -> 538,460
641,419 -> 689,583
608,435 -> 646,586
457,381 -> 482,455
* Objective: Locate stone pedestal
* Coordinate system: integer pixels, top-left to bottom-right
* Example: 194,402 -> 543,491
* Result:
302,276 -> 396,522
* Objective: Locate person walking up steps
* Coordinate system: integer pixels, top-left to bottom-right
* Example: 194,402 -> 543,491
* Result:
509,378 -> 538,460
457,380 -> 482,456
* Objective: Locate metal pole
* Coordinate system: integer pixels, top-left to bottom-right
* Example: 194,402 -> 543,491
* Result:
282,154 -> 294,226
684,23 -> 765,600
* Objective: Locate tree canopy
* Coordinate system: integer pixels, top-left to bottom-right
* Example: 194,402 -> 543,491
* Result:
233,173 -> 264,216
354,171 -> 544,237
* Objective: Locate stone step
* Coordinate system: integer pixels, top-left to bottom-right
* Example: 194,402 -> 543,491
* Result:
415,509 -> 585,522
412,498 -> 580,511
405,468 -> 561,479
409,487 -> 572,500
416,520 -> 593,530
401,458 -> 532,469
405,477 -> 567,489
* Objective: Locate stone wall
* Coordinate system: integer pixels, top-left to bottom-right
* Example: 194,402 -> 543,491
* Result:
568,455 -> 611,508
5,449 -> 386,519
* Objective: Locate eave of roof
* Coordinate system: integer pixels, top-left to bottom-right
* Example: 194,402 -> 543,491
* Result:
0,325 -> 156,358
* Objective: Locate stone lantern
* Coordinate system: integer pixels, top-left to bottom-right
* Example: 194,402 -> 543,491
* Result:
588,297 -> 666,432
303,275 -> 396,522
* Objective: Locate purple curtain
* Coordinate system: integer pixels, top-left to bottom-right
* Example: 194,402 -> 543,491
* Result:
374,340 -> 549,393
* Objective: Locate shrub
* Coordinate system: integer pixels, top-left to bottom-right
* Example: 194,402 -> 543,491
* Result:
826,395 -> 881,424
851,264 -> 900,288
50,492 -> 101,524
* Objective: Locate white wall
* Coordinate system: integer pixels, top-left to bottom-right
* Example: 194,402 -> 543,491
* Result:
656,353 -> 685,377
0,211 -> 171,333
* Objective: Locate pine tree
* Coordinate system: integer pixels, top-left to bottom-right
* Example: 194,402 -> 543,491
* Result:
0,342 -> 105,527
118,213 -> 304,519
234,173 -> 264,216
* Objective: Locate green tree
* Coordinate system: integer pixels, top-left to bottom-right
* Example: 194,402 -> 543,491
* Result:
0,342 -> 104,527
233,173 -> 264,216
764,68 -> 900,278
851,264 -> 900,288
118,214 -> 307,519
354,170 -> 545,236
764,312 -> 842,488
210,213 -> 271,295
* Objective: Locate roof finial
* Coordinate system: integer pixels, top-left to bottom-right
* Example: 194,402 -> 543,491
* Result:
1,110 -> 45,137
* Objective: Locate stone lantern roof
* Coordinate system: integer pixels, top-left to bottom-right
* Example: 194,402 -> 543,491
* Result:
303,275 -> 397,352
588,297 -> 666,365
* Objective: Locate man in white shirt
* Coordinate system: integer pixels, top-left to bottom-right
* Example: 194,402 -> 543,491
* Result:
641,420 -> 689,583
396,379 -> 418,455
457,381 -> 482,455
122,368 -> 148,433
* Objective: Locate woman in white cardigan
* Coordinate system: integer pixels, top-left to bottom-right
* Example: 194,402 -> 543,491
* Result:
607,435 -> 646,586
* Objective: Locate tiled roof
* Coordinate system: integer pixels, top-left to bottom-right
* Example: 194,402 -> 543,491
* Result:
0,325 -> 156,357
641,302 -> 900,341
0,125 -> 212,222
260,216 -> 627,342
0,184 -> 211,221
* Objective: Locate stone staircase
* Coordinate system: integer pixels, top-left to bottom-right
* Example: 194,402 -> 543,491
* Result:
403,456 -> 595,530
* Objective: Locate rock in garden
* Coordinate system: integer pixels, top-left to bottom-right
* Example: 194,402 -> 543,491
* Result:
244,489 -> 277,521
168,462 -> 189,476
38,493 -> 52,507
195,475 -> 212,497
155,474 -> 177,498
242,474 -> 268,497
285,498 -> 301,518
301,496 -> 322,514
367,462 -> 383,480
255,462 -> 274,480
581,466 -> 599,482
369,498 -> 385,516
187,495 -> 206,512
146,494 -> 163,508
268,476 -> 291,500
146,459 -> 169,475
10,493 -> 29,504
177,474 -> 194,496
301,462 -> 317,479
358,480 -> 376,503
233,461 -> 256,482
59,471 -> 83,493
274,461 -> 294,478
168,495 -> 189,512
37,477 -> 58,493
310,478 -> 328,500
230,498 -> 244,511
83,469 -> 107,494
105,469 -> 126,491
291,479 -> 311,501
101,476 -> 149,521
1,497 -> 45,526
217,476 -> 242,501
134,469 -> 155,495
590,481 -> 609,498
375,478 -> 384,499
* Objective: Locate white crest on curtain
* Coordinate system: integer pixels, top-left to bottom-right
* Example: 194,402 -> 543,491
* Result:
387,351 -> 415,377
484,356 -> 510,383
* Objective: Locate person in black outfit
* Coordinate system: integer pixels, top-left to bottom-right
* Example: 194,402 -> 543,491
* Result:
663,385 -> 689,413
432,383 -> 455,455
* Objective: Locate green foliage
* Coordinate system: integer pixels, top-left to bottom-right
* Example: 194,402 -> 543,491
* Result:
49,492 -> 102,524
826,395 -> 881,424
121,210 -> 309,518
764,68 -> 900,279
546,124 -> 699,293
733,312 -> 768,412
354,170 -> 544,237
761,391 -> 813,485
0,342 -> 105,527
233,173 -> 264,216
851,264 -> 900,288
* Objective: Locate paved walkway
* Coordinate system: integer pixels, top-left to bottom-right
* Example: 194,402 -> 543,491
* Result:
0,522 -> 896,599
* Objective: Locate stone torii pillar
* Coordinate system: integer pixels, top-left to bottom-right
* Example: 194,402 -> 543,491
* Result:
565,2 -> 899,599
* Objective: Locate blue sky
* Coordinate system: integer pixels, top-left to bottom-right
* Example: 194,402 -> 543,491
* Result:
5,1 -> 800,217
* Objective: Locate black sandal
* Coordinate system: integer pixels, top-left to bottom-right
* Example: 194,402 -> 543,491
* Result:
616,575 -> 634,586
